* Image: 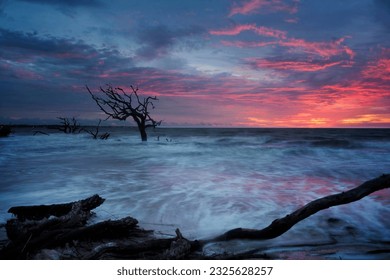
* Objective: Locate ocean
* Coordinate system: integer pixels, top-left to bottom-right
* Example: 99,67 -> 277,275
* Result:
0,127 -> 389,259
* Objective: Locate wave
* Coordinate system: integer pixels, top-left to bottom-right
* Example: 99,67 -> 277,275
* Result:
1,127 -> 389,248
310,139 -> 357,148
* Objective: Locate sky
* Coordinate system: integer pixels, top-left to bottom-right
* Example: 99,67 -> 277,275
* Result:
0,0 -> 389,127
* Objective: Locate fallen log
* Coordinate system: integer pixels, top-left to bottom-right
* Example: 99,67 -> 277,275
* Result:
17,217 -> 139,257
213,174 -> 390,241
8,194 -> 105,220
1,194 -> 196,260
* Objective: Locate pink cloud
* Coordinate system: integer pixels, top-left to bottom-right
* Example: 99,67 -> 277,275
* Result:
210,23 -> 354,60
279,37 -> 355,59
210,24 -> 287,39
229,0 -> 299,16
85,53 -> 388,128
229,0 -> 270,16
220,40 -> 277,48
249,58 -> 343,71
209,24 -> 256,36
361,58 -> 390,81
221,37 -> 354,59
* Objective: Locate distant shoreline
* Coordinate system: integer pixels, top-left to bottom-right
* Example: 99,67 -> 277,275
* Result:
2,124 -> 390,130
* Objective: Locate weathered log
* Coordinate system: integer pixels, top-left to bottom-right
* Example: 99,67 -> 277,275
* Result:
83,229 -> 200,260
213,174 -> 390,241
1,216 -> 141,259
8,194 -> 105,220
6,201 -> 90,241
22,216 -> 139,251
162,229 -> 193,259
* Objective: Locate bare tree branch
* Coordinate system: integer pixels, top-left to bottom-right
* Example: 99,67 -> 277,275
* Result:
83,120 -> 110,140
57,117 -> 81,134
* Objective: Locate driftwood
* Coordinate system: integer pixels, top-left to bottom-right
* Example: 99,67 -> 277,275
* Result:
8,194 -> 105,220
213,174 -> 390,241
0,174 -> 389,259
2,195 -> 106,259
0,194 -> 195,260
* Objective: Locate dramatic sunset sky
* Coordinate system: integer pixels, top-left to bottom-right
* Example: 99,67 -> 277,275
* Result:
0,0 -> 389,127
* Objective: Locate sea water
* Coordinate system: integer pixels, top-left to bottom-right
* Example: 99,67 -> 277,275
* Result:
0,127 -> 389,258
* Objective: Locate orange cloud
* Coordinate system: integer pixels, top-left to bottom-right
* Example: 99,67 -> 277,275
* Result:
342,114 -> 390,125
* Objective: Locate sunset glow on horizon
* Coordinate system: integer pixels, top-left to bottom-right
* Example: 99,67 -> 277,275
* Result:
0,0 -> 389,128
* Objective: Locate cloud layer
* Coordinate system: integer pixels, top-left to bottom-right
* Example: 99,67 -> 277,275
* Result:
0,0 -> 389,127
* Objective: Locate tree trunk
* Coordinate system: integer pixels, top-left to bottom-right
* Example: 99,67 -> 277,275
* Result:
138,123 -> 147,141
140,127 -> 147,141
133,117 -> 148,141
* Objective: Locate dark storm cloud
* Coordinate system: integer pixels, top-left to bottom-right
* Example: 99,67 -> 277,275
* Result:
135,24 -> 206,60
0,28 -> 134,82
0,27 -> 139,121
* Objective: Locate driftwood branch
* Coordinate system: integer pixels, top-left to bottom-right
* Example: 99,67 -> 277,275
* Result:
8,194 -> 105,220
212,174 -> 390,241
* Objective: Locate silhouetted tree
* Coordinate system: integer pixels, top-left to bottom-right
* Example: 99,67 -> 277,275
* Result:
86,85 -> 161,141
57,117 -> 81,134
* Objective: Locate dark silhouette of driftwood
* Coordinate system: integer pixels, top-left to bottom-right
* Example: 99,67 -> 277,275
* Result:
8,194 -> 105,220
0,175 -> 388,259
1,195 -> 195,259
212,174 -> 390,241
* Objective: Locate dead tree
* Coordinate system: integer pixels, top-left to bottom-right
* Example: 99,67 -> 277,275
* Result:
84,120 -> 110,140
86,85 -> 161,141
57,117 -> 81,134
